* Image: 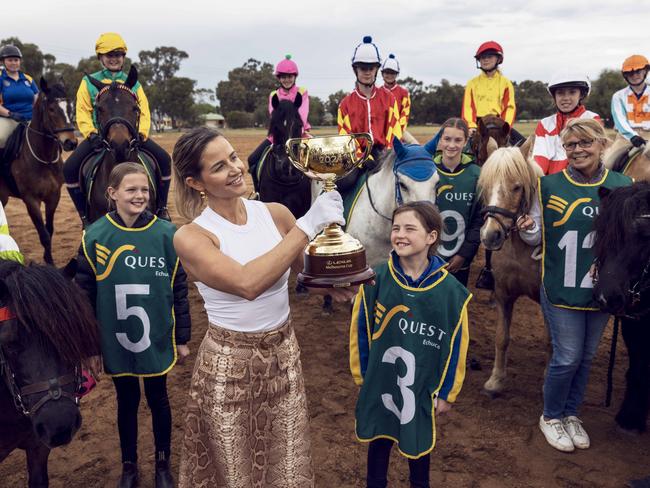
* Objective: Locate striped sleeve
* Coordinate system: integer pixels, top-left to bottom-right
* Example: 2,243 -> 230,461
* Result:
400,90 -> 411,132
462,81 -> 477,128
438,298 -> 471,402
75,80 -> 97,139
501,78 -> 516,126
533,121 -> 551,174
349,284 -> 371,386
611,90 -> 636,140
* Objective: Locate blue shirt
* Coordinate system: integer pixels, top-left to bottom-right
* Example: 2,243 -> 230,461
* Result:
0,70 -> 38,119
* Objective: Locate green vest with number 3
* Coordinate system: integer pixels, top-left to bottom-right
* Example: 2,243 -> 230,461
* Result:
540,169 -> 631,310
434,155 -> 480,259
82,215 -> 179,376
355,260 -> 471,458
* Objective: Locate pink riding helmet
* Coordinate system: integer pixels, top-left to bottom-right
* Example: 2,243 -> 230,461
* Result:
275,54 -> 299,76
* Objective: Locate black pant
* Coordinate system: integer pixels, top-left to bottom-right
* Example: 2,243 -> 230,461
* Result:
450,266 -> 470,287
63,137 -> 171,185
112,375 -> 171,463
367,438 -> 430,488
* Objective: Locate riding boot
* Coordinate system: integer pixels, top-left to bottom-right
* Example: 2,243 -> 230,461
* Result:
66,186 -> 88,224
154,452 -> 174,488
117,462 -> 138,488
475,249 -> 495,290
156,179 -> 171,221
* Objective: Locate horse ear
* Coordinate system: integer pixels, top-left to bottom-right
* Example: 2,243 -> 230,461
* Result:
271,94 -> 280,109
519,134 -> 535,160
61,258 -> 78,281
125,65 -> 138,90
393,136 -> 407,160
598,186 -> 612,201
501,121 -> 511,136
294,92 -> 303,108
477,117 -> 487,135
486,137 -> 499,158
85,73 -> 106,91
39,77 -> 49,94
424,131 -> 441,155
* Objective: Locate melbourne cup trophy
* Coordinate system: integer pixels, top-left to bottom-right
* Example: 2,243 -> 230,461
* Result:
286,133 -> 377,288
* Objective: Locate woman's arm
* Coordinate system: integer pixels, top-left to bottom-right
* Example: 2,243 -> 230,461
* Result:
517,195 -> 542,246
266,202 -> 305,274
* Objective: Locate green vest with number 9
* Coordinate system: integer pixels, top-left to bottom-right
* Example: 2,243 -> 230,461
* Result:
540,169 -> 631,310
434,155 -> 480,259
82,215 -> 179,376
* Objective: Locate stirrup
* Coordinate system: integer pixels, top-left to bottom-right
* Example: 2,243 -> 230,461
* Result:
475,266 -> 495,290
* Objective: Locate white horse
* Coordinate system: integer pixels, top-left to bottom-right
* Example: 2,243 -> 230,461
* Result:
312,140 -> 440,268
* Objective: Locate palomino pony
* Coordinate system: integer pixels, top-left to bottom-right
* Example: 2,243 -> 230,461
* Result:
477,137 -> 544,396
593,182 -> 650,438
0,260 -> 99,487
0,79 -> 76,264
82,66 -> 160,223
257,94 -> 311,218
603,135 -> 650,182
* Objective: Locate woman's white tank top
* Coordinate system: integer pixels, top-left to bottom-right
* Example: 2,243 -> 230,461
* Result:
192,199 -> 290,332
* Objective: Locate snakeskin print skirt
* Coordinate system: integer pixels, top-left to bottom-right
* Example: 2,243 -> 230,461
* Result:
178,320 -> 315,488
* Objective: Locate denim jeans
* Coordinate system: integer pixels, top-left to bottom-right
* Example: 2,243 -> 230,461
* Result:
540,289 -> 610,419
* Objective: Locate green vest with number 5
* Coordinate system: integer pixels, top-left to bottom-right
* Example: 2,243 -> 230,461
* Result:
434,155 -> 480,259
540,169 -> 631,310
355,259 -> 471,458
82,214 -> 179,376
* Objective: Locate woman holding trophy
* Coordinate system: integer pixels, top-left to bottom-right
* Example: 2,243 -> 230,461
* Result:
171,127 -> 355,487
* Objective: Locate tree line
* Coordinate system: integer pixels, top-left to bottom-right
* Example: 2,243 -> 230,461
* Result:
2,37 -> 628,130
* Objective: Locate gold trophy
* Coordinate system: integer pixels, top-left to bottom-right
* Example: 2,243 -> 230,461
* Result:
286,133 -> 376,288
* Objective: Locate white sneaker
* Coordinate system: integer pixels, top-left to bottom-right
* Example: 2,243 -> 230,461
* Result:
563,416 -> 590,449
539,415 -> 575,452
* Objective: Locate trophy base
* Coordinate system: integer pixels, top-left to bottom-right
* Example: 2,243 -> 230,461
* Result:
297,249 -> 376,289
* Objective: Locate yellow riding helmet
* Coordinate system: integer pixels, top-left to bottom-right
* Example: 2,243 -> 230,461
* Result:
95,33 -> 128,55
622,54 -> 650,73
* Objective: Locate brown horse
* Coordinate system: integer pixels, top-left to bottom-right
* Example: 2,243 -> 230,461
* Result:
0,79 -> 76,264
477,136 -> 544,396
471,115 -> 512,165
603,134 -> 650,182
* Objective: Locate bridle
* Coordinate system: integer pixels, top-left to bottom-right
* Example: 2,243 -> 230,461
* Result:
481,195 -> 528,248
0,306 -> 81,417
95,83 -> 141,148
24,95 -> 76,165
365,163 -> 406,221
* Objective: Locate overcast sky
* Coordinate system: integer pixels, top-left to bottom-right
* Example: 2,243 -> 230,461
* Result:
9,0 -> 650,101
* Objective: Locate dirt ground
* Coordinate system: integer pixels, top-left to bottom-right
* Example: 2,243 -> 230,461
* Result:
0,128 -> 647,488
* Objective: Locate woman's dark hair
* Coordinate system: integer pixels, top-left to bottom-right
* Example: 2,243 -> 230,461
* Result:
439,117 -> 470,141
106,162 -> 148,210
172,127 -> 224,220
392,201 -> 443,257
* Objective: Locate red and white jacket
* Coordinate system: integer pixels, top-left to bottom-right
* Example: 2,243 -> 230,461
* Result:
382,84 -> 411,133
532,106 -> 601,175
338,86 -> 402,149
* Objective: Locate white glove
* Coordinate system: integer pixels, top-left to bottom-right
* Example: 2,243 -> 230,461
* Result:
296,191 -> 345,240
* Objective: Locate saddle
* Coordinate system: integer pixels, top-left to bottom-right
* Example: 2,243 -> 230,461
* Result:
0,124 -> 26,196
79,147 -> 162,209
612,147 -> 641,173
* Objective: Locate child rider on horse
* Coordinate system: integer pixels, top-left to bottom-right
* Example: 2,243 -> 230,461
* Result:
611,55 -> 650,150
64,33 -> 173,225
247,54 -> 311,191
350,200 -> 471,488
76,162 -> 191,488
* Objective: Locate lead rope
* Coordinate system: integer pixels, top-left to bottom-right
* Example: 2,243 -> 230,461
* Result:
25,121 -> 61,165
605,316 -> 620,408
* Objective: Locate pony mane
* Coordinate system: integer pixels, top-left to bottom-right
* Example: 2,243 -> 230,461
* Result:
0,260 -> 100,366
269,99 -> 302,145
593,182 -> 650,261
477,147 -> 542,210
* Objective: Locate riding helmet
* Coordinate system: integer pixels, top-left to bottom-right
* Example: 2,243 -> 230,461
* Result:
381,54 -> 400,73
351,36 -> 381,66
275,54 -> 299,76
95,33 -> 128,55
621,55 -> 650,73
0,45 -> 23,60
547,72 -> 591,98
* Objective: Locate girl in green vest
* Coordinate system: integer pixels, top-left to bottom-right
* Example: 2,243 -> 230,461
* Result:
350,201 -> 471,488
430,118 -> 483,286
517,118 -> 632,453
76,162 -> 191,488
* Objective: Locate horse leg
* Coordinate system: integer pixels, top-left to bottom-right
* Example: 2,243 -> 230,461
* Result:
25,440 -> 50,488
484,296 -> 515,397
23,196 -> 53,264
44,188 -> 61,243
322,294 -> 334,315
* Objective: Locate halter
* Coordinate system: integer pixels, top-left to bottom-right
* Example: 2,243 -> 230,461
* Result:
24,95 -> 76,165
481,196 -> 528,248
95,83 -> 141,142
0,306 -> 81,417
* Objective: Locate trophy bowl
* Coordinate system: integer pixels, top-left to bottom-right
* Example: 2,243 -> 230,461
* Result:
286,134 -> 376,288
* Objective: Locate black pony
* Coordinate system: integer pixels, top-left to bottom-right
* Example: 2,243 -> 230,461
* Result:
256,93 -> 311,219
0,260 -> 99,487
593,182 -> 650,438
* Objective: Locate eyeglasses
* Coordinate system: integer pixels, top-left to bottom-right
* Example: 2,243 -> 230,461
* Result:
563,139 -> 594,151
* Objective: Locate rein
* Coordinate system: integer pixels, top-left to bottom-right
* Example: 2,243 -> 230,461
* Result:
95,84 -> 141,142
0,306 -> 81,417
24,96 -> 76,165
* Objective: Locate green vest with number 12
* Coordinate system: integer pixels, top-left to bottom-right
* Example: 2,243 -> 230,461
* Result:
540,169 -> 631,310
355,258 -> 471,458
434,154 -> 480,259
82,215 -> 178,376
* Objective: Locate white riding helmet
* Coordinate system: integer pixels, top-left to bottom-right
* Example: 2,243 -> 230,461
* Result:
351,36 -> 381,66
381,53 -> 400,73
547,72 -> 591,97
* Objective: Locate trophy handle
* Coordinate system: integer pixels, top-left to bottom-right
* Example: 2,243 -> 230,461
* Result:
352,133 -> 374,167
286,138 -> 304,167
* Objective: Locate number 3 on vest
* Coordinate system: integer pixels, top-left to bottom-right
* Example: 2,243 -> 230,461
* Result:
381,346 -> 416,425
115,284 -> 152,353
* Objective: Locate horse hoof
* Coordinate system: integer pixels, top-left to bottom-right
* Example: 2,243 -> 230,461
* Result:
295,283 -> 309,296
321,306 -> 334,316
482,388 -> 501,400
469,358 -> 483,371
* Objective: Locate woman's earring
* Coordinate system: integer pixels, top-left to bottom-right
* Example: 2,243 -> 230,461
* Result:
200,191 -> 206,200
